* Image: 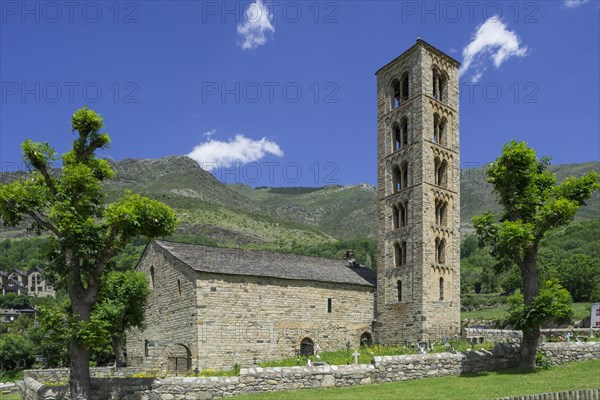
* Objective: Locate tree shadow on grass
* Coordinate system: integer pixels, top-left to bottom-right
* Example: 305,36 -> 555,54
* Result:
460,368 -> 541,378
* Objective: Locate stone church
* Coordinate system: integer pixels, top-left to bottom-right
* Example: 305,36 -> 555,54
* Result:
127,39 -> 460,373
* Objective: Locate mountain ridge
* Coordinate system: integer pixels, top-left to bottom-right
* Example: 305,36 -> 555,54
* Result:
0,156 -> 597,244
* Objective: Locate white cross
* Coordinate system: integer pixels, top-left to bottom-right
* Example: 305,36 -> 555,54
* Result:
352,349 -> 360,364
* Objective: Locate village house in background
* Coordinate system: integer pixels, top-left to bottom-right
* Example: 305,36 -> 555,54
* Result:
127,39 -> 461,374
0,267 -> 55,297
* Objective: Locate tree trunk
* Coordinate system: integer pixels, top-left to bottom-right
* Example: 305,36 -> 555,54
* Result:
519,326 -> 540,370
519,254 -> 540,370
69,338 -> 91,400
69,294 -> 93,400
112,336 -> 126,368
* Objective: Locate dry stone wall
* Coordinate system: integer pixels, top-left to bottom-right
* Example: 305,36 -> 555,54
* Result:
22,342 -> 600,400
465,328 -> 600,344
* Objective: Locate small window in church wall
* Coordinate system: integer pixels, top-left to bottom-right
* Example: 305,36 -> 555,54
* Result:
327,298 -> 332,313
439,277 -> 445,301
397,280 -> 402,302
144,340 -> 149,357
177,279 -> 181,297
150,266 -> 155,289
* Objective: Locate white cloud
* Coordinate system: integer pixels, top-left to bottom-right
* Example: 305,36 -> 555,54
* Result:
459,17 -> 528,82
202,129 -> 217,138
188,134 -> 283,171
563,0 -> 589,8
237,0 -> 275,50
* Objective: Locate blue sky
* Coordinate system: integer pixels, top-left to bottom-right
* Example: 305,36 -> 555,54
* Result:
1,0 -> 598,187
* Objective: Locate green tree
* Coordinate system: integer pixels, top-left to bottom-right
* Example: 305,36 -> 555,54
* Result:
31,304 -> 74,368
472,140 -> 599,370
0,333 -> 34,370
0,294 -> 30,309
0,108 -> 177,399
507,279 -> 573,332
94,270 -> 150,367
557,254 -> 600,302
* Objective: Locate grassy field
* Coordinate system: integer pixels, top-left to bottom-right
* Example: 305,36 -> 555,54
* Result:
235,359 -> 600,400
3,361 -> 598,399
0,394 -> 20,400
461,302 -> 591,323
259,341 -> 494,368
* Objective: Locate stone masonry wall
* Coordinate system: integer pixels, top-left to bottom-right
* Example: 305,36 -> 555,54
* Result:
22,342 -> 600,400
127,243 -> 200,373
127,244 -> 375,372
465,328 -> 600,344
375,40 -> 461,345
195,271 -> 374,370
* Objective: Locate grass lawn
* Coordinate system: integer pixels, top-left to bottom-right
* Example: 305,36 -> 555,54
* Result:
462,304 -> 510,321
461,302 -> 591,323
235,359 -> 600,400
0,394 -> 20,400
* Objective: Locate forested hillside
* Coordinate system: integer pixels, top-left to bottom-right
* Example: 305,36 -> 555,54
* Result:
1,157 -> 597,293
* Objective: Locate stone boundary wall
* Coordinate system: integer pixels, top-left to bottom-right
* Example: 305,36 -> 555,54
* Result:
24,367 -> 145,384
465,328 -> 600,343
21,343 -> 600,400
489,388 -> 600,400
465,328 -> 522,343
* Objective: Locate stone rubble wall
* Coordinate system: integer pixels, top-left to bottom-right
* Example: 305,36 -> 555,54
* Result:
465,328 -> 523,343
465,328 -> 600,344
21,342 -> 600,400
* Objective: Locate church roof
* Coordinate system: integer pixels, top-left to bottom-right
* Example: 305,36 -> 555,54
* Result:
152,240 -> 377,287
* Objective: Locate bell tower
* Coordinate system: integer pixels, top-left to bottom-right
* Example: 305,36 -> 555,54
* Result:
374,40 -> 461,344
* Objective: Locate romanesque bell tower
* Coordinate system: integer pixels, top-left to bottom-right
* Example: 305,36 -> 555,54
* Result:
374,39 -> 460,344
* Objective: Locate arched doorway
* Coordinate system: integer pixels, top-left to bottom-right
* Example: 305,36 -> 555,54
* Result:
166,343 -> 192,375
360,332 -> 373,347
300,338 -> 314,357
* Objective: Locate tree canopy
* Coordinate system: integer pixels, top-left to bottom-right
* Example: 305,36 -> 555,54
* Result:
0,107 -> 177,399
472,140 -> 599,369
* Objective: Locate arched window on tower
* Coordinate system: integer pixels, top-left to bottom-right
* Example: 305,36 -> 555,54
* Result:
435,238 -> 446,264
392,165 -> 401,193
439,117 -> 447,146
392,204 -> 400,229
391,79 -> 401,109
394,241 -> 407,266
438,160 -> 448,187
394,243 -> 402,267
392,123 -> 401,152
401,72 -> 409,101
433,67 -> 449,103
432,68 -> 439,99
434,159 -> 448,188
439,72 -> 448,103
433,113 -> 440,143
400,202 -> 408,227
401,162 -> 409,189
439,277 -> 445,301
397,280 -> 403,302
435,200 -> 448,227
400,117 -> 409,147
